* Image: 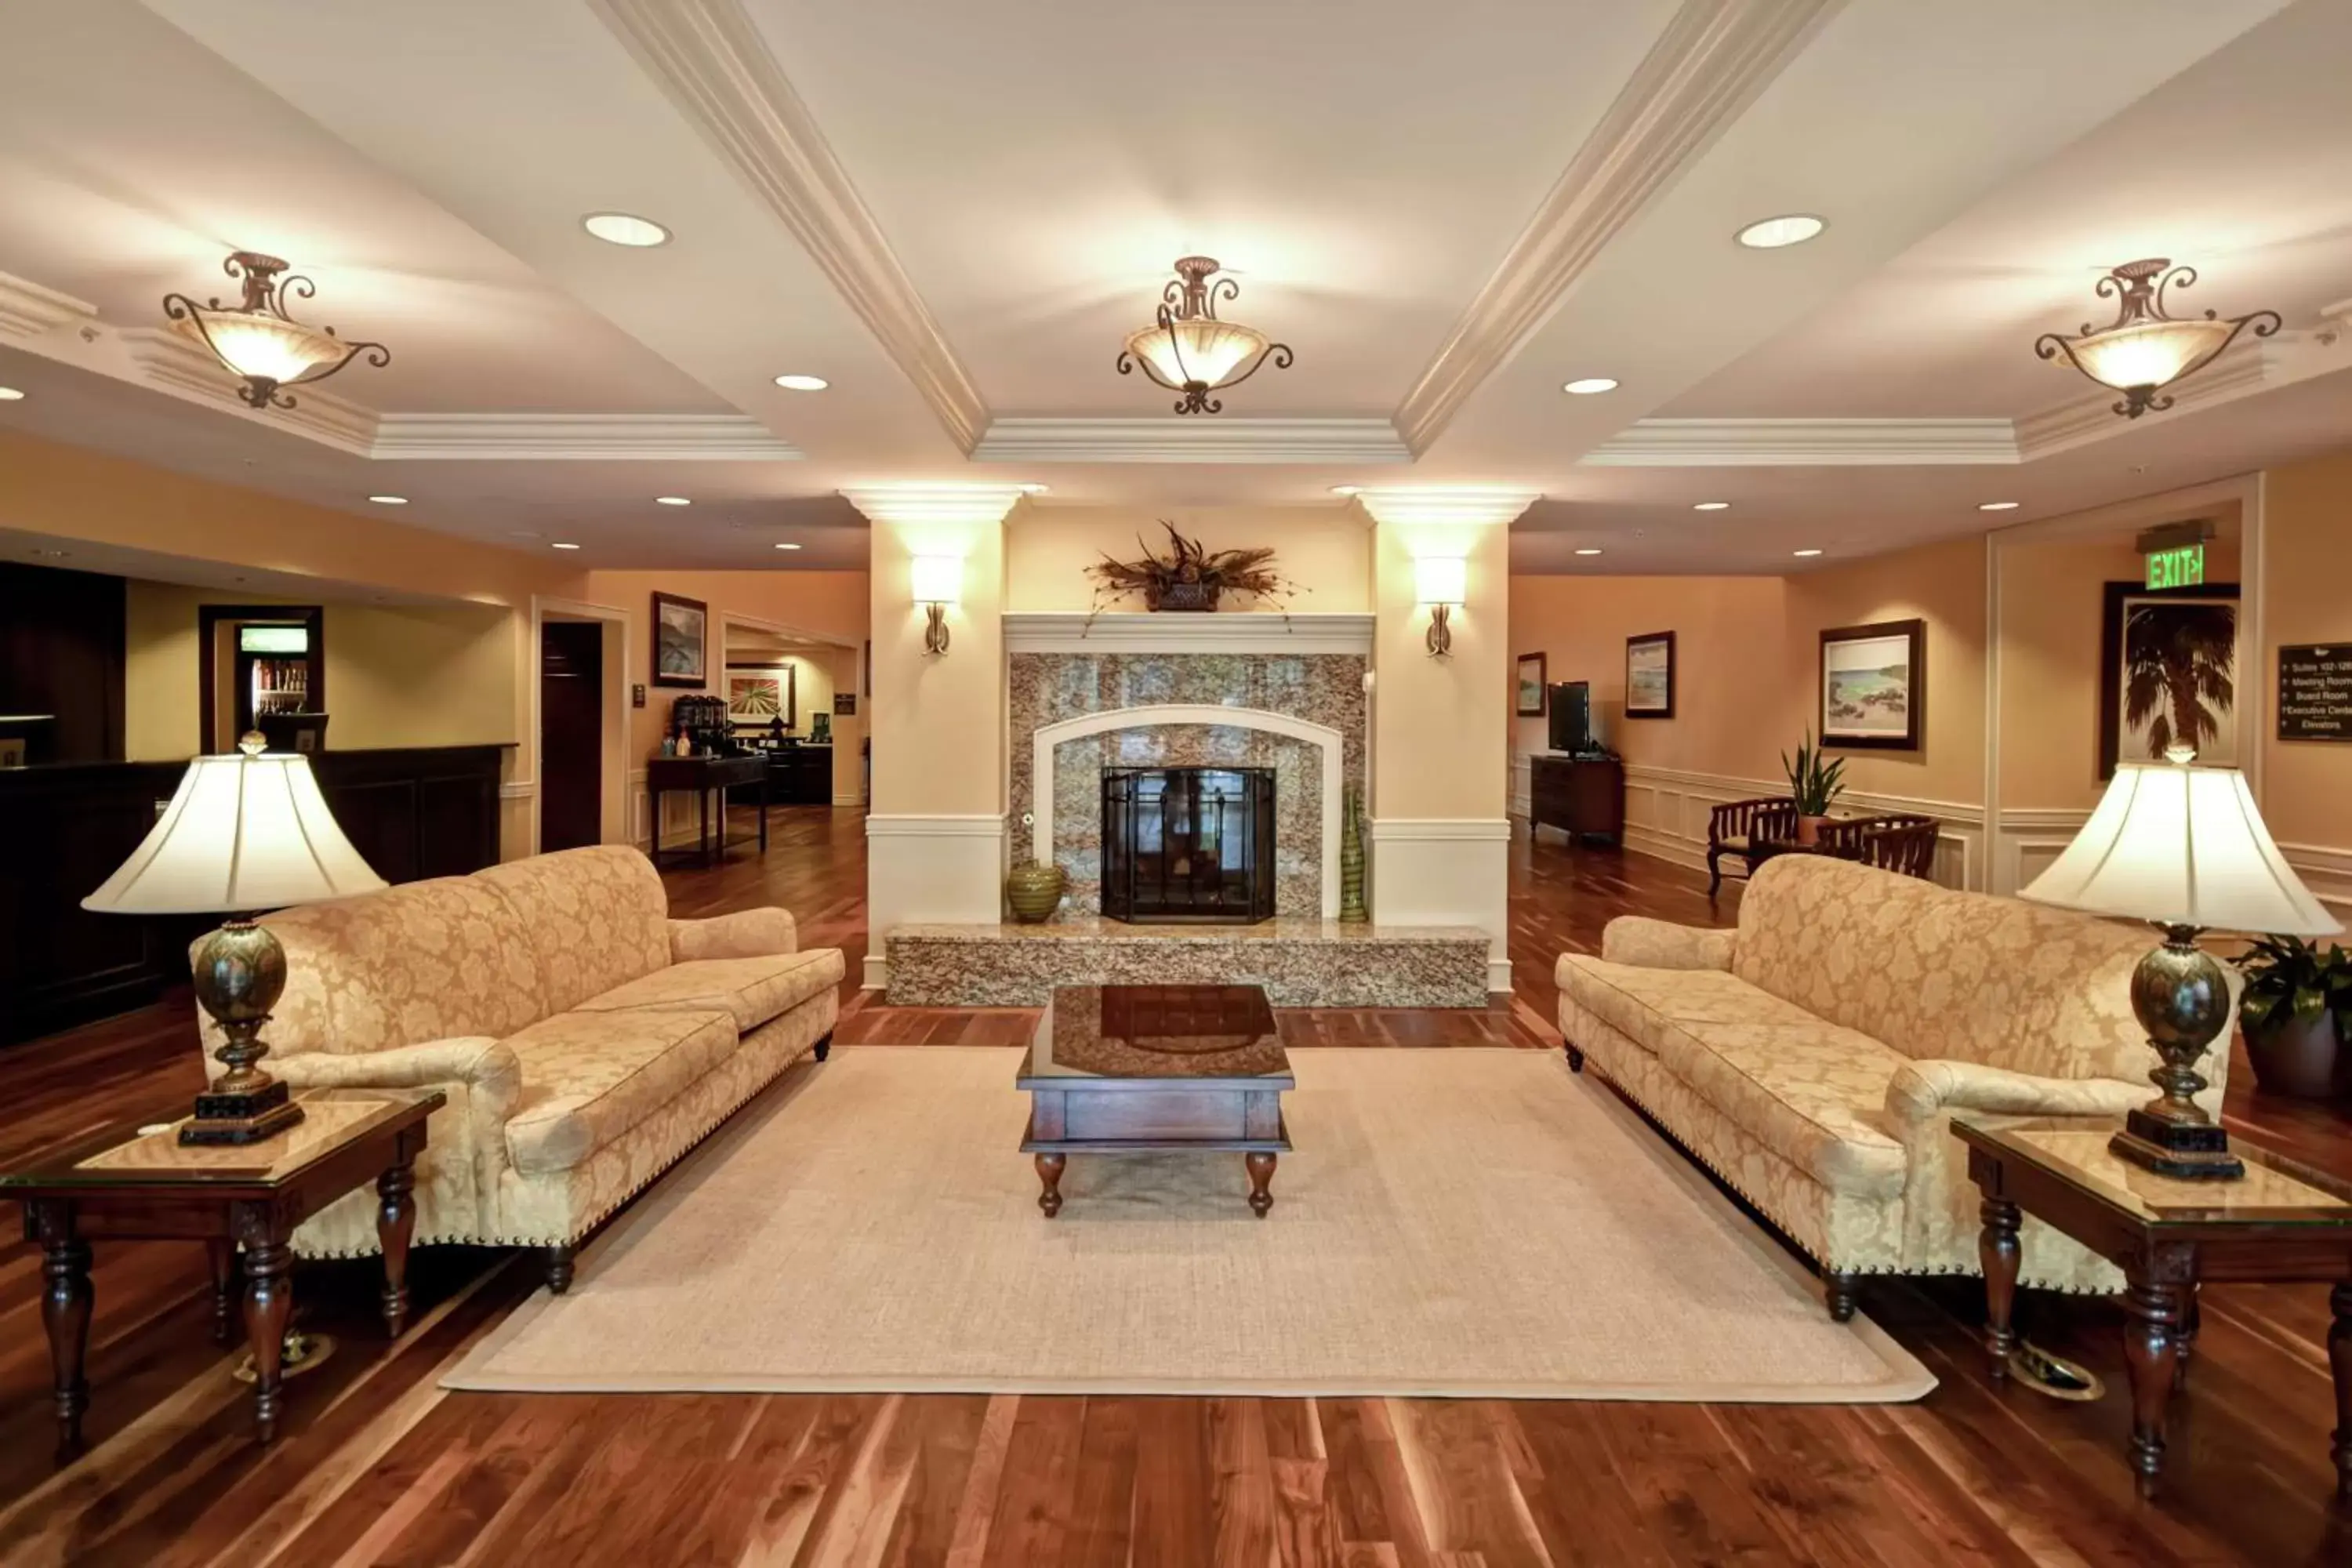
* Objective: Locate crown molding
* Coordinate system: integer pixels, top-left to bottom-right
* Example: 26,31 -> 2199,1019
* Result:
0,270 -> 98,339
840,484 -> 1025,528
590,0 -> 989,453
1583,417 -> 2020,466
971,417 -> 1410,465
371,412 -> 801,460
1390,0 -> 1836,456
1004,611 -> 1375,656
2013,339 -> 2292,462
1355,488 -> 1540,528
118,328 -> 378,454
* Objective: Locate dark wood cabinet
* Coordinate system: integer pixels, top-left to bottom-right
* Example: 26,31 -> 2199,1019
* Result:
0,745 -> 510,1045
768,746 -> 834,806
1529,754 -> 1624,844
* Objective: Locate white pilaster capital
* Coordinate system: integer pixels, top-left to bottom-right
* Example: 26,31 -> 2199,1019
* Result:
840,484 -> 1025,529
1354,488 -> 1541,528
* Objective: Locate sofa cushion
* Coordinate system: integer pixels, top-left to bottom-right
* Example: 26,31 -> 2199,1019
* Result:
1646,1018 -> 1911,1200
474,847 -> 673,1017
1732,855 -> 2157,1081
237,876 -> 549,1058
1555,955 -> 1828,1058
502,1007 -> 739,1176
568,949 -> 844,1033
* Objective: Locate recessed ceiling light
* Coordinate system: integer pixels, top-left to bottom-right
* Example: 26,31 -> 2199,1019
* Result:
1562,377 -> 1619,395
1018,483 -> 1050,495
0,386 -> 24,401
1693,501 -> 1730,511
1574,547 -> 1604,556
772,373 -> 829,391
1329,485 -> 1360,496
1977,500 -> 2020,511
1736,214 -> 1826,249
367,494 -> 407,505
1792,548 -> 1824,557
551,541 -> 583,550
583,212 -> 670,248
655,495 -> 691,506
774,542 -> 803,550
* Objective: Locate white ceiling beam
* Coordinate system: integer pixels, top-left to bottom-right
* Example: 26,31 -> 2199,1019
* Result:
971,418 -> 1410,466
1584,417 -> 2017,466
1355,488 -> 1540,528
1390,0 -> 1839,457
372,413 -> 800,460
589,0 -> 990,454
840,484 -> 1025,529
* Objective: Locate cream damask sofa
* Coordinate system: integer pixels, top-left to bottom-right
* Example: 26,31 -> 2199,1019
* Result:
1556,855 -> 2226,1319
198,845 -> 843,1292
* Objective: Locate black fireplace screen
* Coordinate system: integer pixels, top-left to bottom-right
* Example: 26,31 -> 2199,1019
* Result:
1100,766 -> 1276,924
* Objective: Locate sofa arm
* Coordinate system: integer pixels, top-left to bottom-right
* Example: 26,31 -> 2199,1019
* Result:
270,1036 -> 523,1119
670,907 -> 798,962
1884,1059 -> 2147,1128
1599,916 -> 1734,972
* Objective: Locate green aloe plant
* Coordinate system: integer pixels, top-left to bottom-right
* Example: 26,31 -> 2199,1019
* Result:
2236,936 -> 2352,1042
1781,728 -> 1847,816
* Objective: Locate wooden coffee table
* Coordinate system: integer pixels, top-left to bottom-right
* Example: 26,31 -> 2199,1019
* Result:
1017,984 -> 1293,1218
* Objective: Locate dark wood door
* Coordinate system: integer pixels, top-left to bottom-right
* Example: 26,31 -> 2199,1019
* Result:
539,622 -> 603,854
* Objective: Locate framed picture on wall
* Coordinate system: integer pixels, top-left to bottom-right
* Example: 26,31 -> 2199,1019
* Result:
725,667 -> 793,726
1514,653 -> 1548,717
2100,580 -> 2238,779
652,592 -> 708,688
1624,631 -> 1675,719
1819,619 -> 1925,750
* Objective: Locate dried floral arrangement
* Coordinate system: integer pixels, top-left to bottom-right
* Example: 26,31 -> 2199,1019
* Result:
1085,521 -> 1299,613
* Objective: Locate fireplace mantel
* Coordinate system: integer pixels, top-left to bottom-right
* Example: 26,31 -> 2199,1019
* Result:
1001,612 -> 1374,656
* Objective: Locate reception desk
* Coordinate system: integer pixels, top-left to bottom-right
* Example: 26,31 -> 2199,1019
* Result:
0,744 -> 512,1044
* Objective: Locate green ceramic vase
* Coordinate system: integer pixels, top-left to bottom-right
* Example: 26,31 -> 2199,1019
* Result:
1005,860 -> 1068,924
1339,784 -> 1369,924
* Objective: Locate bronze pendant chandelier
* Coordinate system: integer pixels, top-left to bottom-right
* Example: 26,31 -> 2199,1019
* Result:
2034,259 -> 2278,419
1116,256 -> 1292,415
163,251 -> 390,409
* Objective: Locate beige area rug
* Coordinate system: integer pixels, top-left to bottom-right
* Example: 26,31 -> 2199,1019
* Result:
446,1047 -> 1933,1402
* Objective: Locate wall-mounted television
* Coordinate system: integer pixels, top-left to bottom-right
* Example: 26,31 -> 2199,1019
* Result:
1548,681 -> 1591,753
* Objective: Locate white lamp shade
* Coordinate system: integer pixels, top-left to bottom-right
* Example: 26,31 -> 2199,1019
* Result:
909,554 -> 962,605
82,750 -> 387,916
2065,318 -> 2236,394
1414,556 -> 1468,607
173,309 -> 343,385
2020,759 -> 2339,936
1123,316 -> 1269,390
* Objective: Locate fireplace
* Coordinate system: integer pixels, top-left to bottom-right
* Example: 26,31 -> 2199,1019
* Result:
1101,766 -> 1276,924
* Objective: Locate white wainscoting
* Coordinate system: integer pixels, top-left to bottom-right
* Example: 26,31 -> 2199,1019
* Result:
1369,818 -> 1512,993
1512,754 -> 1986,892
864,814 -> 1007,990
1991,808 -> 2094,898
2281,841 -> 2352,923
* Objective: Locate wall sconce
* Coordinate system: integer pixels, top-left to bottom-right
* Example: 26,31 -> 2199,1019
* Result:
910,554 -> 961,655
1414,557 -> 1467,658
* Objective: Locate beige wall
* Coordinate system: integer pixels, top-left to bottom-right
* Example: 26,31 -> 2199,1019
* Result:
123,583 -> 516,760
2262,450 -> 2352,852
1508,532 -> 1987,804
867,519 -> 1003,818
1371,515 -> 1508,818
1004,504 -> 1372,614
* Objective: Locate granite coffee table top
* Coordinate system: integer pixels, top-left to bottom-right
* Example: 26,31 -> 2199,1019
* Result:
1017,984 -> 1293,1086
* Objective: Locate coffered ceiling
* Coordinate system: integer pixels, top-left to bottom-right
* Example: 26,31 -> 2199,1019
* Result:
0,0 -> 2345,575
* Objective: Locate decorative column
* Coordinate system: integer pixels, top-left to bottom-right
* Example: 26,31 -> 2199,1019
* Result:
845,485 -> 1025,990
1356,487 -> 1537,994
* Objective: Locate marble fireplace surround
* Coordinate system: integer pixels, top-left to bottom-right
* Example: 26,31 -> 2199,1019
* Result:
1031,705 -> 1345,917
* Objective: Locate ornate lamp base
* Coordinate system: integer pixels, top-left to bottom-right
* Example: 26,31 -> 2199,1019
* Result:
183,1077 -> 305,1146
2110,1109 -> 2245,1180
180,916 -> 306,1147
2108,924 -> 2243,1181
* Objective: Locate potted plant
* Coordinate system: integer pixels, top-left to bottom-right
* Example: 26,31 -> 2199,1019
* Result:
1086,521 -> 1294,614
1781,729 -> 1846,846
2235,936 -> 2352,1098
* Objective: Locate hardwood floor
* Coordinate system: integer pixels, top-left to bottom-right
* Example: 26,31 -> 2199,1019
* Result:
4,805 -> 2349,1566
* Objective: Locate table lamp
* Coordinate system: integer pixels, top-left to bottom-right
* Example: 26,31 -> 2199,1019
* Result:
2021,746 -> 2339,1179
82,734 -> 387,1145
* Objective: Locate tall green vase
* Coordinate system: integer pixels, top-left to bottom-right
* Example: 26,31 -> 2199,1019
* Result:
1339,784 -> 1369,924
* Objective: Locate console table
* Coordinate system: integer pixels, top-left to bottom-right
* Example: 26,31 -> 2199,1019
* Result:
1529,754 -> 1624,844
645,753 -> 768,868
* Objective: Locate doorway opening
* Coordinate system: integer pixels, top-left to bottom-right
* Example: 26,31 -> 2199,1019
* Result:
539,620 -> 604,853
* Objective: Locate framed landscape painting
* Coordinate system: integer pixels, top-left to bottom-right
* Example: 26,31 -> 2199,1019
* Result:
2100,580 -> 2238,778
652,592 -> 709,688
1515,653 -> 1548,717
1624,631 -> 1675,719
1819,619 -> 1924,750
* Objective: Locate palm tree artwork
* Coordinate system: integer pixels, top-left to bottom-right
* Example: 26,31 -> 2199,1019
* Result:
2122,599 -> 2235,762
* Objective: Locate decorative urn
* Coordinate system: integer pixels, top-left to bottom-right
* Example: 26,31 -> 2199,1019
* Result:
1005,860 -> 1068,924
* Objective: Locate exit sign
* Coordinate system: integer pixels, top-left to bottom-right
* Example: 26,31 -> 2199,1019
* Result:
2146,542 -> 2206,590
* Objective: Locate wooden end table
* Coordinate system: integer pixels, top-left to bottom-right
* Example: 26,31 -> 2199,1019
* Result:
2,1088 -> 441,1459
1018,985 -> 1293,1218
1957,1116 -> 2352,1499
